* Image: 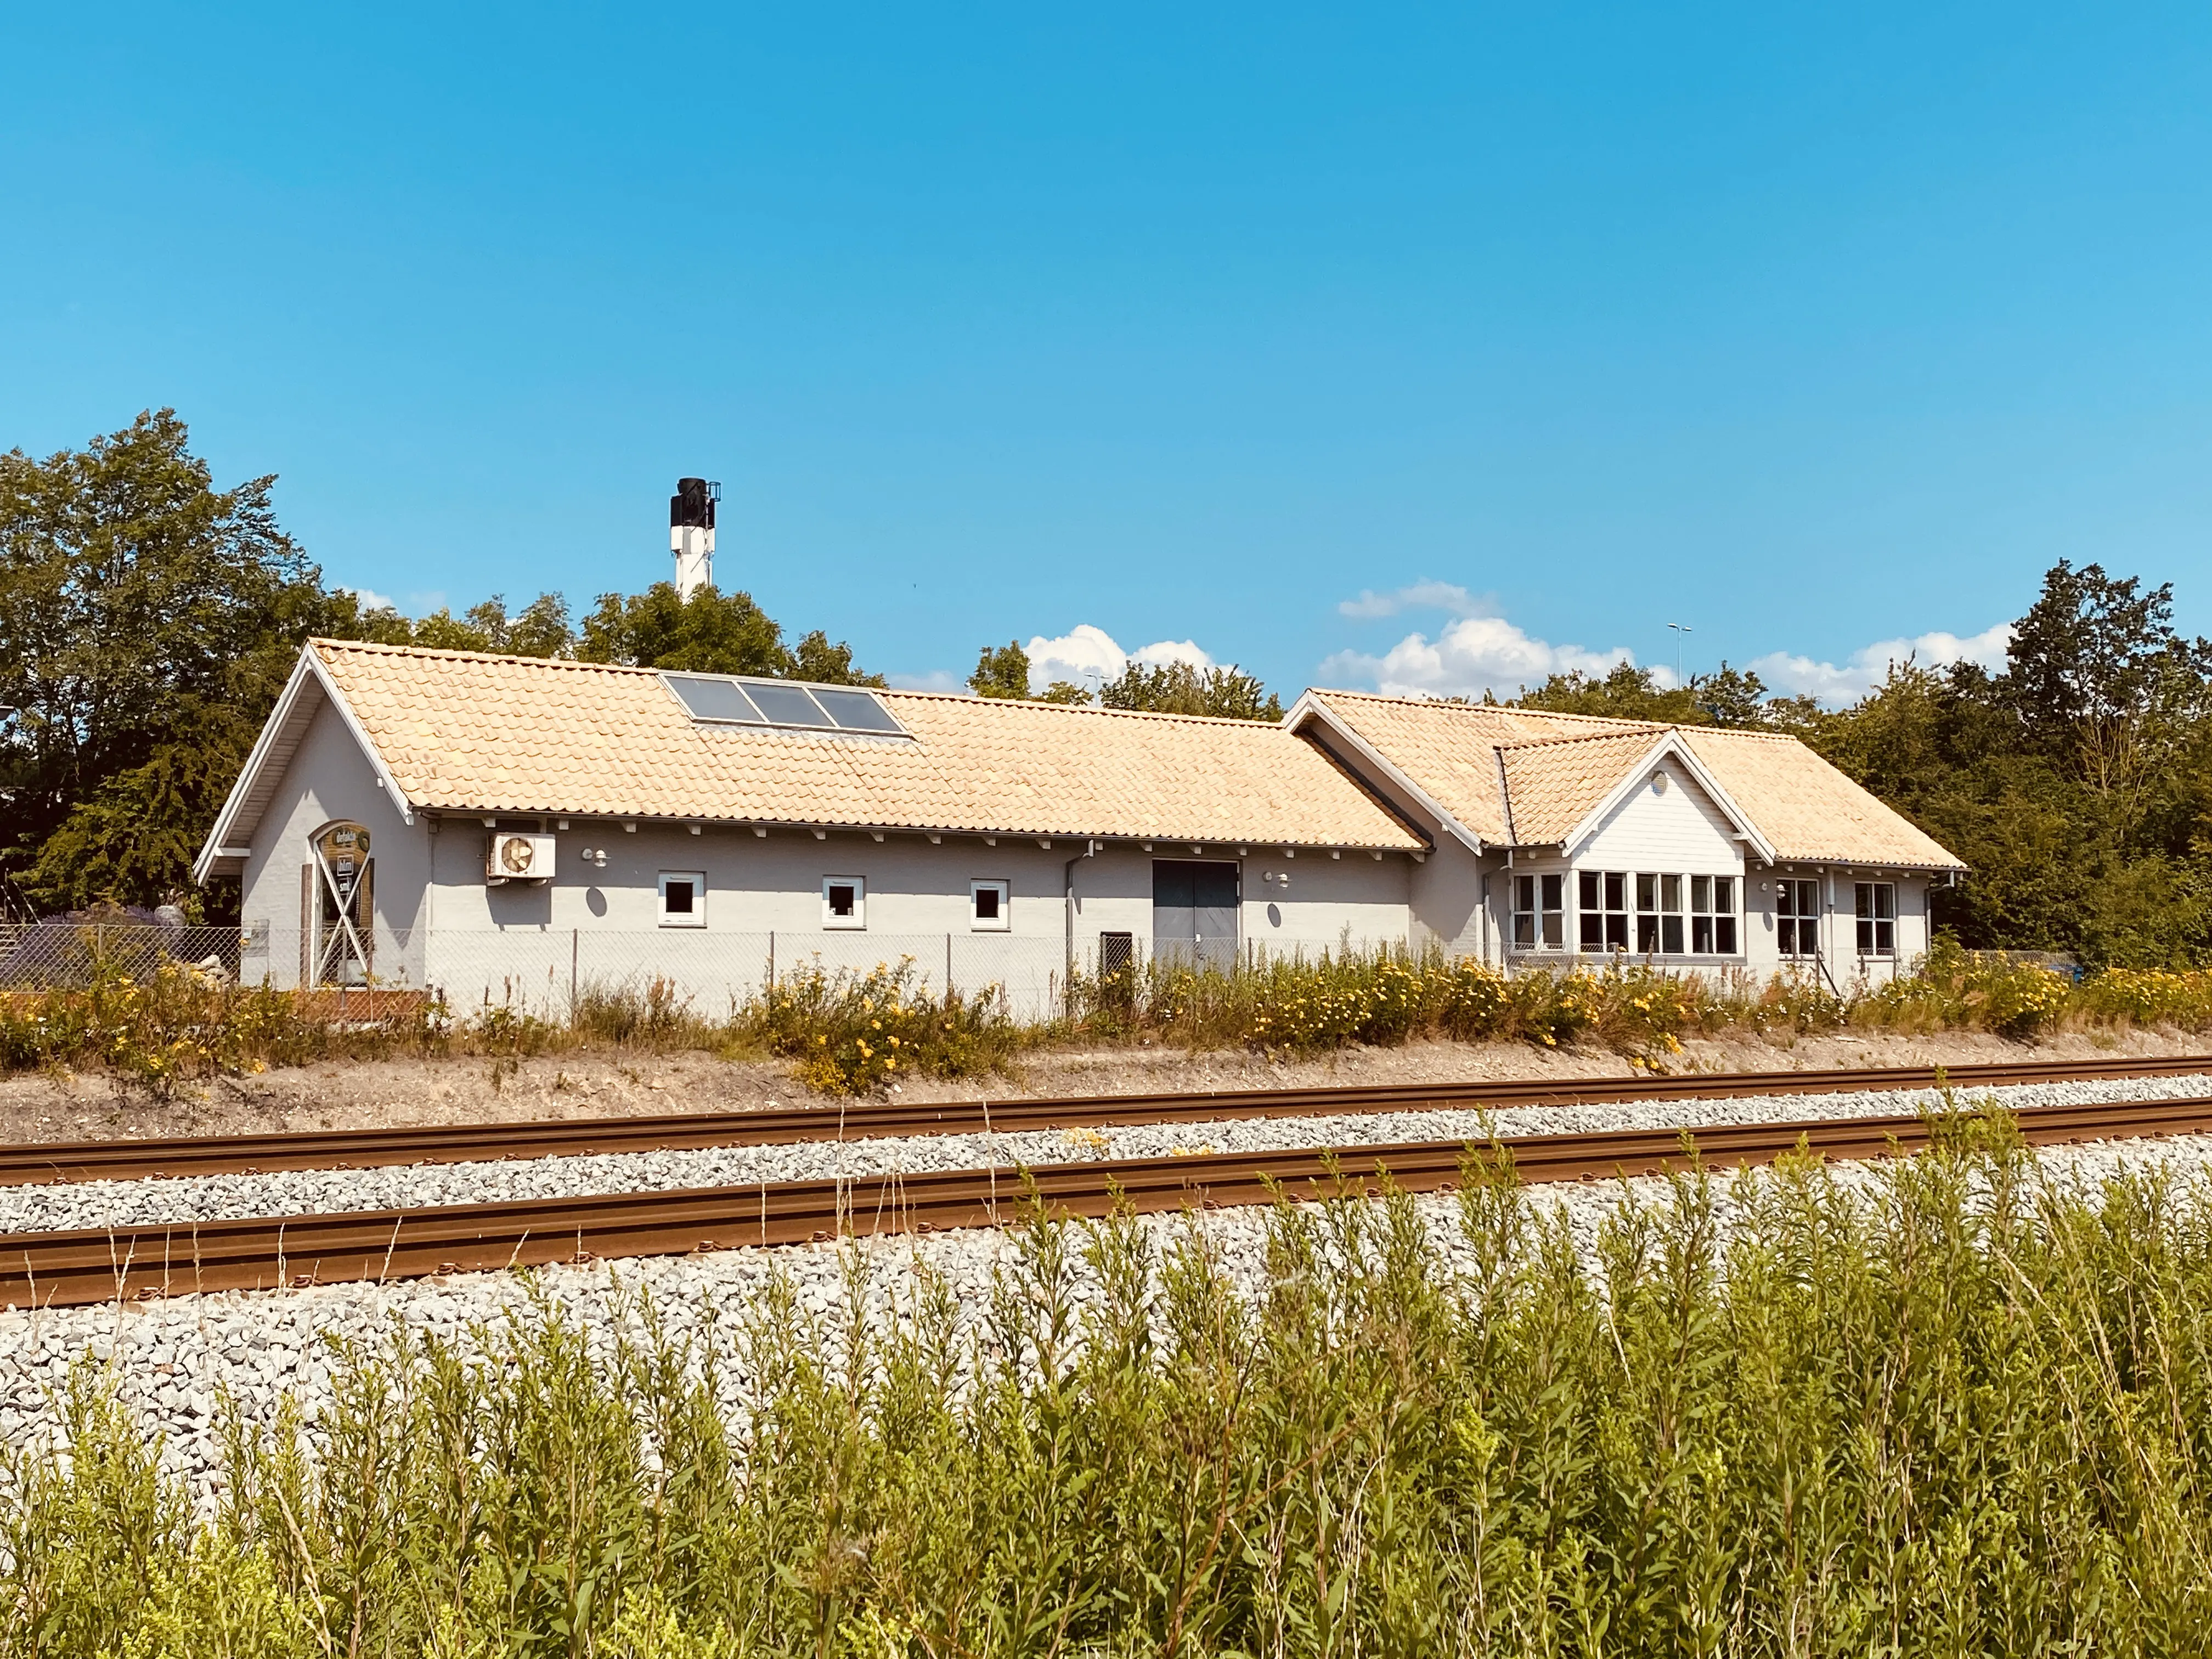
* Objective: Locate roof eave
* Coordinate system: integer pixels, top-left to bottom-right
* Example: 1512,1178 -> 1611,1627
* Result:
192,644 -> 420,886
1289,692 -> 1482,855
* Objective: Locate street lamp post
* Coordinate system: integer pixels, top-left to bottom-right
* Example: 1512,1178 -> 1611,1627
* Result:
1667,623 -> 1693,686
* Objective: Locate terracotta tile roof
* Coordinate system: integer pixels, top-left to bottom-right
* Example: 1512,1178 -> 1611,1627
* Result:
1300,692 -> 1652,843
1674,728 -> 1963,869
1495,731 -> 1668,844
309,641 -> 1424,849
1301,690 -> 1964,870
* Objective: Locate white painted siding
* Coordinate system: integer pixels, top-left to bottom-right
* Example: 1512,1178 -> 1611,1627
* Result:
235,697 -> 431,989
1571,758 -> 1742,874
232,710 -> 1413,1014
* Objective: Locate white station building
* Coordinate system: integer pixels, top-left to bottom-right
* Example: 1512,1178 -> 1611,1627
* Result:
194,635 -> 1962,1015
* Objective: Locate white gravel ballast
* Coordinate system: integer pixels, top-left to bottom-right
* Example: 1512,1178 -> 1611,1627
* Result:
0,1072 -> 2205,1237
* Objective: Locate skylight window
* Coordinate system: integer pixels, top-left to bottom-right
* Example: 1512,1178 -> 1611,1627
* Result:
661,673 -> 909,737
746,682 -> 836,727
808,687 -> 904,732
663,675 -> 761,724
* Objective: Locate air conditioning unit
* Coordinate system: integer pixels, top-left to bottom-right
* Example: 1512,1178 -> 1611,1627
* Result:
486,833 -> 556,883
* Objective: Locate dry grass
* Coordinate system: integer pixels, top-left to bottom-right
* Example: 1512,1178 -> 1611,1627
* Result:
7,935 -> 2212,1099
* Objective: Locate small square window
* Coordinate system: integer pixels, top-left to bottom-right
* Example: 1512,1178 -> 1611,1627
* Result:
971,879 -> 1011,931
823,876 -> 865,929
658,871 -> 706,928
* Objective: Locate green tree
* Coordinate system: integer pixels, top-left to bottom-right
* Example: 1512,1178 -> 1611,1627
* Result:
576,583 -> 882,685
1809,565 -> 2212,968
410,592 -> 574,658
1098,660 -> 1283,721
0,411 -> 364,912
1512,659 -> 1774,727
969,640 -> 1031,699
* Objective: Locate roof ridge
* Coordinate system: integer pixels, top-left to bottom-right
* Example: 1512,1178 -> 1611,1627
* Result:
312,639 -> 662,675
315,642 -> 1294,731
882,690 -> 1297,731
1497,726 -> 1671,752
1311,689 -> 1660,730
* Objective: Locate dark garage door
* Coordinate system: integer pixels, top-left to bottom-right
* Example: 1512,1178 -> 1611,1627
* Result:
1153,860 -> 1240,973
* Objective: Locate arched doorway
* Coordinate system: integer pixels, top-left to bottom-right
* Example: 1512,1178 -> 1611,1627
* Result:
307,822 -> 374,986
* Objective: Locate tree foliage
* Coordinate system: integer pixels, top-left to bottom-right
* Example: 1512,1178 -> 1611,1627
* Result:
1512,659 -> 1789,729
0,415 -> 883,913
1810,566 -> 2212,967
577,583 -> 882,684
1098,660 -> 1283,720
0,411 -> 373,914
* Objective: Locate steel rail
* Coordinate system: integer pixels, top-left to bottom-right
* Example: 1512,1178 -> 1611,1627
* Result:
4,1053 -> 2209,1188
7,1092 -> 2212,1309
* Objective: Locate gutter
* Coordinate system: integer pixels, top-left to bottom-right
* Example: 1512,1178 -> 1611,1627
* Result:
1064,839 -> 1098,1007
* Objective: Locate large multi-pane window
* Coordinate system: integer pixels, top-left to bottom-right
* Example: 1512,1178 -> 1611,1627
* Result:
1855,882 -> 1895,955
1577,871 -> 1630,950
1571,870 -> 1740,956
1513,873 -> 1565,947
1777,879 -> 1821,957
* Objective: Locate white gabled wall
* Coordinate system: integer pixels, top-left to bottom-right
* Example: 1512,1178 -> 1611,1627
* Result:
234,697 -> 433,989
1570,758 -> 1744,874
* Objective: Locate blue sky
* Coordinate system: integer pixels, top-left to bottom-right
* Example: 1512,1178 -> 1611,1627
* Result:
5,4 -> 2211,701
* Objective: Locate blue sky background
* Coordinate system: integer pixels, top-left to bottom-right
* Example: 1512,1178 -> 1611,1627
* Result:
5,4 -> 2211,701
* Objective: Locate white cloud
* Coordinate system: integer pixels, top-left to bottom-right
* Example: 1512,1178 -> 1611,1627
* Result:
1024,625 -> 1216,693
1321,614 -> 1634,701
343,585 -> 399,613
1130,637 -> 1214,669
887,669 -> 970,695
1747,622 -> 2012,703
1336,580 -> 1485,620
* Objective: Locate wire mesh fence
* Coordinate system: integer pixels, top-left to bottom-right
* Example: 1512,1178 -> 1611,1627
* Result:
0,921 -> 248,988
0,921 -> 1407,1025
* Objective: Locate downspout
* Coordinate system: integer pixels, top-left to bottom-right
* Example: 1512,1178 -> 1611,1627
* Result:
1064,839 -> 1098,1012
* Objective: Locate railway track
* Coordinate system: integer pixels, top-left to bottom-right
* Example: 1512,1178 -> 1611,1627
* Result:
9,1090 -> 2212,1309
5,1052 -> 2209,1187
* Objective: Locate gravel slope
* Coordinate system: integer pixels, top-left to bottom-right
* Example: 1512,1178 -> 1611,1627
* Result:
0,1073 -> 2205,1236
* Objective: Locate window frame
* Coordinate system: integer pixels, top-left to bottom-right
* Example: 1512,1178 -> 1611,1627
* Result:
970,878 -> 1012,932
1510,872 -> 1566,950
1578,870 -> 1630,951
822,875 -> 866,930
657,870 -> 707,929
1776,878 -> 1821,959
1855,881 -> 1897,956
1689,874 -> 1739,956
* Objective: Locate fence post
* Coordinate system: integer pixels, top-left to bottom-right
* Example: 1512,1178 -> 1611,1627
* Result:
945,932 -> 952,1002
570,928 -> 579,1019
768,931 -> 776,992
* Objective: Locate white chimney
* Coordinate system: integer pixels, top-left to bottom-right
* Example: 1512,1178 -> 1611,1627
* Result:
670,477 -> 719,599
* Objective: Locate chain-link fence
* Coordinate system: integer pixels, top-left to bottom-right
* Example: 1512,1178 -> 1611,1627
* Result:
0,921 -> 247,988
0,921 -> 1400,1025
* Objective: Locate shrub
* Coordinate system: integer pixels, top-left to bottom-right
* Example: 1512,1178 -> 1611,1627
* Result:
738,956 -> 1027,1094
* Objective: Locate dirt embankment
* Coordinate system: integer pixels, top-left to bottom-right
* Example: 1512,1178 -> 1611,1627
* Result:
2,1027 -> 2208,1146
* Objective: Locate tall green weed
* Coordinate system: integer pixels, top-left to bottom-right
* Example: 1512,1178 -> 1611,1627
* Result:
18,1123 -> 2212,1652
